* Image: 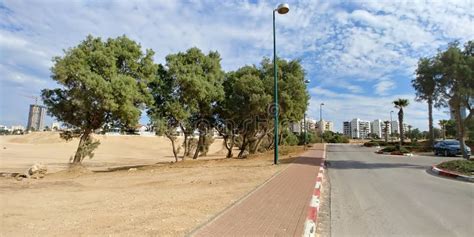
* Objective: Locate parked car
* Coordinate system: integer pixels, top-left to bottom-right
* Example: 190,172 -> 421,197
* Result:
433,140 -> 471,158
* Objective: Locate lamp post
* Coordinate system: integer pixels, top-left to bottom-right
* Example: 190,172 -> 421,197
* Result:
320,103 -> 324,143
273,3 -> 289,165
390,111 -> 394,143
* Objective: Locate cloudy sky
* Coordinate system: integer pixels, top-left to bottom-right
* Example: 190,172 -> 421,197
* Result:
0,0 -> 473,132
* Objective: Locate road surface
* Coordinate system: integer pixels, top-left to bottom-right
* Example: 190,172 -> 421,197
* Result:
327,144 -> 474,237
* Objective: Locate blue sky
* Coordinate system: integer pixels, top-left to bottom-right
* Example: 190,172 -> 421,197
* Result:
0,0 -> 473,132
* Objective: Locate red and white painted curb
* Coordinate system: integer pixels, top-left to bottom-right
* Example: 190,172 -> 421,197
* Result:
303,144 -> 326,237
431,165 -> 474,183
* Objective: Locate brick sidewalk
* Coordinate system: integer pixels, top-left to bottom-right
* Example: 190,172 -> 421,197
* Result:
191,145 -> 325,237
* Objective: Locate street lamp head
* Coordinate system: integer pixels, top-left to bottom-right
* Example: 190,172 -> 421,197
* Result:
304,79 -> 310,84
321,103 -> 325,106
276,3 -> 290,14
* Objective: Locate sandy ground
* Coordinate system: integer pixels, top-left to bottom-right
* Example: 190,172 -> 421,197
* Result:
0,132 -> 226,173
0,132 -> 305,236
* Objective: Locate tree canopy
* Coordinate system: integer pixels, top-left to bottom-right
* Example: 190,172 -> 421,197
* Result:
42,35 -> 157,163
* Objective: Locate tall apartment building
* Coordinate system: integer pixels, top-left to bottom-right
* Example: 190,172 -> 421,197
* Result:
390,120 -> 399,134
27,104 -> 46,131
317,120 -> 334,133
381,121 -> 392,139
371,119 -> 383,138
343,118 -> 371,139
343,121 -> 351,137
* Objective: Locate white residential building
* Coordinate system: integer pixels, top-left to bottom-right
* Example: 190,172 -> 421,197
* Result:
344,118 -> 371,139
317,120 -> 334,133
391,121 -> 399,134
381,121 -> 392,139
370,119 -> 383,138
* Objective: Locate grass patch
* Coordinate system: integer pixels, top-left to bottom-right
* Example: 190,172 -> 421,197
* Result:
437,159 -> 474,176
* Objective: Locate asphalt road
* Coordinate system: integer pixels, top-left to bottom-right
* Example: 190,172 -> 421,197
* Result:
327,144 -> 474,237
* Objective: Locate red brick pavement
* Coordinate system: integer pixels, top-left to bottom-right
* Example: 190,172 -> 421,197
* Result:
191,145 -> 325,237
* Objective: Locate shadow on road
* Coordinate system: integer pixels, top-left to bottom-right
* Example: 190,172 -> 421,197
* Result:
326,160 -> 426,170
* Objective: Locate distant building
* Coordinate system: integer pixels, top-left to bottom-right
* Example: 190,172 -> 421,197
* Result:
343,118 -> 371,139
343,121 -> 351,137
317,120 -> 334,133
27,104 -> 46,131
381,121 -> 392,139
290,117 -> 317,134
390,121 -> 399,134
370,119 -> 384,138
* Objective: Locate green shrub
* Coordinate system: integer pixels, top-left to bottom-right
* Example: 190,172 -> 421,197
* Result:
364,141 -> 380,147
382,146 -> 397,152
437,160 -> 474,176
284,131 -> 299,146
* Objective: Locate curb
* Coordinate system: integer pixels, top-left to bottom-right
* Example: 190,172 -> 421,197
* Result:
431,165 -> 474,183
303,144 -> 326,237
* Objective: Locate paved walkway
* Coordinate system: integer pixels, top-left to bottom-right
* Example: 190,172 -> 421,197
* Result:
191,145 -> 324,237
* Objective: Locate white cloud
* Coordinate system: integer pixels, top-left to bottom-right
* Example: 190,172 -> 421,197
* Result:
0,0 -> 472,126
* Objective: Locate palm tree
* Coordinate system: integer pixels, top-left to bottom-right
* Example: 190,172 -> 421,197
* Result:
393,99 -> 409,147
439,119 -> 449,140
412,57 -> 441,147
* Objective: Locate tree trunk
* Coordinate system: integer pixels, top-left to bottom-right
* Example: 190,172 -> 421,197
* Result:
384,123 -> 389,143
223,134 -> 234,158
72,130 -> 91,164
238,136 -> 248,158
398,109 -> 404,147
428,98 -> 434,147
193,132 -> 204,159
182,133 -> 188,160
251,130 -> 267,154
453,100 -> 469,159
166,133 -> 178,162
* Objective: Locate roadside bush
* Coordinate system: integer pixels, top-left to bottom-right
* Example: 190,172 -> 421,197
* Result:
381,146 -> 397,152
364,141 -> 380,147
322,131 -> 349,143
437,160 -> 474,176
283,130 -> 299,146
381,146 -> 410,153
298,132 -> 319,145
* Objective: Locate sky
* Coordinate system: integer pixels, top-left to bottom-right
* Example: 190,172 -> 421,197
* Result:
0,0 -> 473,132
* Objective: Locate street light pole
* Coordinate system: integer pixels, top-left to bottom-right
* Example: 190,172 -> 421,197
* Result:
273,3 -> 289,165
390,111 -> 394,143
320,103 -> 324,143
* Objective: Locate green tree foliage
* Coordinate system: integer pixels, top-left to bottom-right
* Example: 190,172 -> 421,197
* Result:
148,47 -> 224,160
412,57 -> 442,146
219,65 -> 271,157
393,98 -> 409,147
437,41 -> 473,158
220,58 -> 309,157
42,35 -> 156,164
321,131 -> 350,143
261,58 -> 309,125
